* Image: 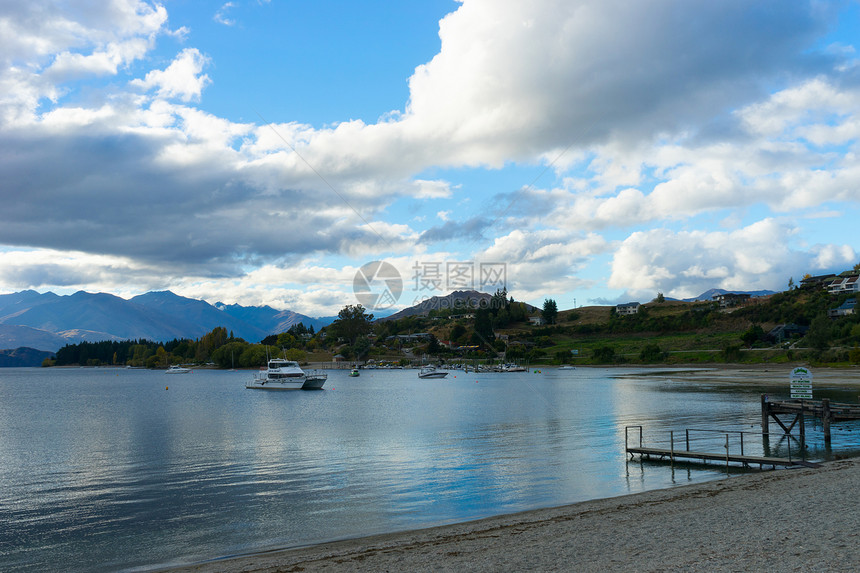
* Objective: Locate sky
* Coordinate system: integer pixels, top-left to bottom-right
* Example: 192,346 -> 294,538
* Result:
2,0 -> 860,318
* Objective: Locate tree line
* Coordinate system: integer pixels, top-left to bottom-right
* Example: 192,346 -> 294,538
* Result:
48,324 -> 318,368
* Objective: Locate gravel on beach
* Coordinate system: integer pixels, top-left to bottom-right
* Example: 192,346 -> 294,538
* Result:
165,457 -> 860,572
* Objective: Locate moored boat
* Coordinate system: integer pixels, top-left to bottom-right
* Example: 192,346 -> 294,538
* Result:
418,366 -> 448,379
165,365 -> 192,374
246,358 -> 327,390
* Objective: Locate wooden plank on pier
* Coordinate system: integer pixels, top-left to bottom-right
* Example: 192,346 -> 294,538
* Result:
762,395 -> 860,444
766,399 -> 860,421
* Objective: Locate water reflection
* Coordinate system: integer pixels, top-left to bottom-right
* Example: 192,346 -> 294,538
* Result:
2,366 -> 860,572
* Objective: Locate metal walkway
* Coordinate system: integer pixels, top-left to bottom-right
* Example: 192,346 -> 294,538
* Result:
625,426 -> 820,469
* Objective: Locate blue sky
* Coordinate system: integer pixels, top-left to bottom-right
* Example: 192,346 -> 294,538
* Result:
2,0 -> 860,317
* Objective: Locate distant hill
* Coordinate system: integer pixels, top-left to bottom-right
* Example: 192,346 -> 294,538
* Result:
0,324 -> 68,351
378,290 -> 538,322
4,291 -> 190,342
684,288 -> 777,302
0,290 -> 334,352
214,302 -> 330,334
379,290 -> 493,321
0,347 -> 54,367
131,291 -> 269,342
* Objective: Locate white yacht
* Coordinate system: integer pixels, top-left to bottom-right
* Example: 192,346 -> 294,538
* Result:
418,366 -> 448,379
246,358 -> 327,390
500,363 -> 526,372
165,365 -> 191,374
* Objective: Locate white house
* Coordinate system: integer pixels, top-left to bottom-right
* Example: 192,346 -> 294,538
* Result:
829,299 -> 857,318
713,293 -> 751,308
827,275 -> 860,295
616,302 -> 640,316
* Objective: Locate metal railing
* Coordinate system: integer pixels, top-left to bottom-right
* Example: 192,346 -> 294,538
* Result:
626,425 -> 796,467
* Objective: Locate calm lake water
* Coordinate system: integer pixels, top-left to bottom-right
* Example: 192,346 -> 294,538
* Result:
2,366 -> 859,572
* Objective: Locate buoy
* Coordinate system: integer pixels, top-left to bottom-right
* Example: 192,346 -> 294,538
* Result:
165,386 -> 168,390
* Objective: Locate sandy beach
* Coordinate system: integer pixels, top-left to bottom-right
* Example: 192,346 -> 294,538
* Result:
663,364 -> 860,389
165,457 -> 860,572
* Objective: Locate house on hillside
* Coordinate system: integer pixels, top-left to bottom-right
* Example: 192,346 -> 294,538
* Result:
616,302 -> 640,316
713,293 -> 751,308
827,275 -> 860,295
386,333 -> 433,343
767,323 -> 808,343
829,299 -> 857,318
800,274 -> 837,290
529,315 -> 545,326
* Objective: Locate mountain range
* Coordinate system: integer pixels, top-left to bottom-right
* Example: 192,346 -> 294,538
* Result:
0,287 -> 778,355
681,288 -> 777,302
0,290 -> 334,352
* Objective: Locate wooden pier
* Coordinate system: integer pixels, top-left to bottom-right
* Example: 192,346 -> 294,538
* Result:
625,426 -> 816,469
761,395 -> 860,444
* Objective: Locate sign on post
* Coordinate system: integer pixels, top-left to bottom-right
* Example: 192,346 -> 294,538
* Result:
790,366 -> 813,399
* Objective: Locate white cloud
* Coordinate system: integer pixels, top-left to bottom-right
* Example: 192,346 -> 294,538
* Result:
608,220 -> 856,300
1,0 -> 859,315
214,3 -> 236,27
130,48 -> 211,102
413,179 -> 454,199
0,0 -> 167,124
399,0 -> 836,165
477,229 -> 609,299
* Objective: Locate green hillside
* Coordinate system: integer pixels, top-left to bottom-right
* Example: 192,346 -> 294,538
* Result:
367,287 -> 860,367
48,284 -> 860,369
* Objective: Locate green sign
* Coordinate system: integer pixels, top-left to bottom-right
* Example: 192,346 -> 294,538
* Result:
790,367 -> 813,399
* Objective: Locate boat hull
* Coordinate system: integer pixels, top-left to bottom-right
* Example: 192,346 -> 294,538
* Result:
418,372 -> 448,379
301,375 -> 326,390
245,372 -> 328,390
246,379 -> 304,390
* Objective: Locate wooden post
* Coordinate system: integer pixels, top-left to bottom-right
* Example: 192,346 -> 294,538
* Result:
822,398 -> 832,445
799,400 -> 806,447
761,394 -> 769,437
670,431 -> 675,466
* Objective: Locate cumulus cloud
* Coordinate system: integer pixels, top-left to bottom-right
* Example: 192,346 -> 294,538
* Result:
1,0 -> 859,313
0,0 -> 167,124
400,0 -> 836,164
608,220 -> 857,300
476,229 -> 609,299
130,48 -> 211,102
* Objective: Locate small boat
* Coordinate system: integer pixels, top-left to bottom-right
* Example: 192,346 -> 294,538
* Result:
501,363 -> 526,372
165,365 -> 191,374
418,366 -> 448,379
349,369 -> 360,377
246,358 -> 327,390
558,365 -> 576,370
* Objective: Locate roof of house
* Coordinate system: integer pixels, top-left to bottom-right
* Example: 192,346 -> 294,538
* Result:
801,274 -> 837,282
713,292 -> 751,299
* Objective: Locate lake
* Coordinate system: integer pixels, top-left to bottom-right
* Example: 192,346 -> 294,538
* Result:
1,366 -> 857,572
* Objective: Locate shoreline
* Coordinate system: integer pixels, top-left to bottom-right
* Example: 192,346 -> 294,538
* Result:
163,458 -> 860,572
